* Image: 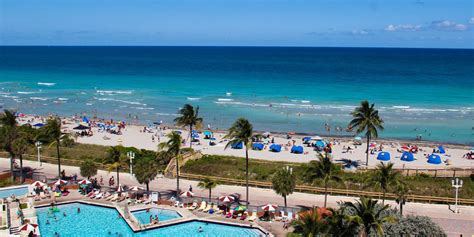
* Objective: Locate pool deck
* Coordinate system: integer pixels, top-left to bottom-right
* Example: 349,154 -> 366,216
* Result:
33,193 -> 273,236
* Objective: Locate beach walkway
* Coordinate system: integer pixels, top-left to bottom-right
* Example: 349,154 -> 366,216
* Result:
1,158 -> 472,236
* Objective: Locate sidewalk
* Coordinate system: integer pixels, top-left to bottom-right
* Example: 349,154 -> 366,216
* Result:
1,158 -> 473,236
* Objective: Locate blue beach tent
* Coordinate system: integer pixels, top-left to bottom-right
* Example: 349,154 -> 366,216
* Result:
252,143 -> 264,151
377,152 -> 391,161
203,131 -> 213,139
438,146 -> 446,154
269,144 -> 282,152
82,117 -> 89,123
231,142 -> 243,149
291,146 -> 304,154
302,137 -> 312,144
315,140 -> 326,148
427,154 -> 442,164
400,152 -> 415,162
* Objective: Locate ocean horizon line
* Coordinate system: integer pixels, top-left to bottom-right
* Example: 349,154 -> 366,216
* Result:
1,45 -> 473,50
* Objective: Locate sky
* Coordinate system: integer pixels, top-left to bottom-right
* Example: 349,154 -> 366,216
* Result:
1,0 -> 473,48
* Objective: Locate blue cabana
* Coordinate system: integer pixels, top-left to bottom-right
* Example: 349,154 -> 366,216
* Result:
82,117 -> 89,123
438,146 -> 445,154
231,142 -> 243,149
203,130 -> 213,138
302,137 -> 312,144
269,144 -> 281,152
427,154 -> 442,164
32,123 -> 44,127
291,146 -> 304,154
400,152 -> 415,162
377,152 -> 391,161
252,143 -> 264,151
315,140 -> 326,148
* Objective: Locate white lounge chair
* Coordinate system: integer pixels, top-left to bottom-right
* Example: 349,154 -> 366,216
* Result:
248,212 -> 257,222
151,192 -> 159,203
197,201 -> 207,212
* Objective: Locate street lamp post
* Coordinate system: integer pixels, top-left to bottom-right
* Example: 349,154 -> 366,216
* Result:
127,151 -> 135,176
451,177 -> 463,213
35,141 -> 42,166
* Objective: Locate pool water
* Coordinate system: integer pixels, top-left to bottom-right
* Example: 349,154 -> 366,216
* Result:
0,186 -> 28,198
36,203 -> 265,236
132,208 -> 181,224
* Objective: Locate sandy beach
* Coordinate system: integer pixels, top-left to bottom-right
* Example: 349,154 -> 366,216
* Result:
20,115 -> 474,169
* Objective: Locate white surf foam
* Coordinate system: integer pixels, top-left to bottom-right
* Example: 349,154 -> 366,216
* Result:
96,90 -> 133,95
187,97 -> 201,101
37,82 -> 56,86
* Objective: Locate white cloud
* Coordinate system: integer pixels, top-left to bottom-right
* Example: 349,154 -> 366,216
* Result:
431,20 -> 468,31
469,17 -> 474,24
351,29 -> 369,35
385,24 -> 422,32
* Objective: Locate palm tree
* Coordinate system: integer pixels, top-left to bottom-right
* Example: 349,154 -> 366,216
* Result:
271,167 -> 296,208
395,183 -> 409,216
104,146 -> 128,186
41,117 -> 67,177
133,156 -> 160,191
345,197 -> 396,237
158,131 -> 183,193
174,104 -> 203,149
12,137 -> 29,183
326,206 -> 359,237
224,118 -> 256,208
366,162 -> 402,205
198,177 -> 218,202
291,206 -> 328,236
348,100 -> 384,167
303,153 -> 342,207
0,110 -> 18,182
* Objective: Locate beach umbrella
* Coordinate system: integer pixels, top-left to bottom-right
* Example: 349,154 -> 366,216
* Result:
30,181 -> 45,187
78,179 -> 91,185
261,204 -> 278,212
377,152 -> 391,161
129,186 -> 145,192
116,184 -> 124,192
73,124 -> 89,130
53,179 -> 67,186
218,195 -> 235,203
180,191 -> 194,198
400,152 -> 415,162
19,223 -> 38,234
427,154 -> 442,165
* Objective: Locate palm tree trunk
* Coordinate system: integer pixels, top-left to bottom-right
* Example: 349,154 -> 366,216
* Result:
19,154 -> 23,183
284,195 -> 287,208
10,154 -> 14,183
189,125 -> 193,149
209,188 -> 212,202
56,141 -> 61,178
176,154 -> 180,194
382,190 -> 385,205
400,203 -> 403,216
365,135 -> 370,167
146,182 -> 149,192
324,183 -> 328,208
116,167 -> 120,186
245,148 -> 249,208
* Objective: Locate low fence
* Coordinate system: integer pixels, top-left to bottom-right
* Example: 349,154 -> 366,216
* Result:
180,173 -> 474,206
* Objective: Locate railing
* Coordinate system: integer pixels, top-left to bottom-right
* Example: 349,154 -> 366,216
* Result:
180,173 -> 474,206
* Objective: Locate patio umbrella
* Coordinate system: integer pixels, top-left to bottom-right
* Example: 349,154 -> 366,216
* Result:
78,179 -> 91,185
261,204 -> 278,212
180,191 -> 194,198
30,181 -> 45,187
73,124 -> 90,130
53,179 -> 67,186
218,195 -> 235,203
116,184 -> 124,193
129,186 -> 145,192
19,223 -> 38,234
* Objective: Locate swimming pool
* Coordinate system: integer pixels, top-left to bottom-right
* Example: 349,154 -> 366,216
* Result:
0,186 -> 29,198
36,203 -> 266,236
132,208 -> 181,224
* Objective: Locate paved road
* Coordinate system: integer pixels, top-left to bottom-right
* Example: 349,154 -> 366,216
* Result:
1,158 -> 473,236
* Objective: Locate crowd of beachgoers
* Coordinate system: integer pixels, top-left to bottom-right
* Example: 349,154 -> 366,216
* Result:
15,113 -> 474,170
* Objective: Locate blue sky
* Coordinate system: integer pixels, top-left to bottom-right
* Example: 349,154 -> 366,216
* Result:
1,0 -> 473,48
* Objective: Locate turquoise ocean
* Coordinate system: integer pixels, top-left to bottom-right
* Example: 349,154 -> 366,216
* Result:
0,46 -> 472,144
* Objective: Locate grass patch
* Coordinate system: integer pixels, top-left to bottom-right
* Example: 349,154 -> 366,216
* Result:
182,155 -> 474,199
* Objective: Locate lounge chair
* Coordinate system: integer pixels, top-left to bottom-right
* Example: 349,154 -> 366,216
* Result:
203,203 -> 213,212
143,197 -> 152,205
275,211 -> 285,221
151,192 -> 159,203
117,195 -> 126,202
197,201 -> 207,212
106,193 -> 117,201
225,210 -> 233,218
39,192 -> 47,199
240,212 -> 248,220
286,212 -> 293,222
174,201 -> 180,207
110,194 -> 119,202
187,201 -> 198,210
248,212 -> 257,222
95,193 -> 103,199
